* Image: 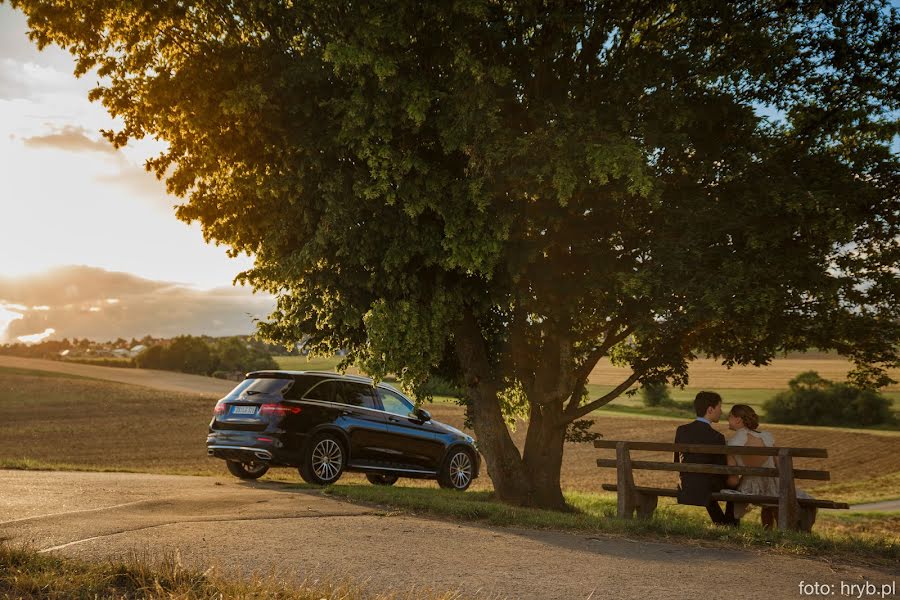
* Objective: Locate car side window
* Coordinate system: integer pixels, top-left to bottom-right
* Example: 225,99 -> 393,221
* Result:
343,382 -> 377,409
377,388 -> 414,416
284,376 -> 322,400
303,380 -> 340,402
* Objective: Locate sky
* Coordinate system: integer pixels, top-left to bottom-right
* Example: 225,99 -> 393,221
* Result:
0,4 -> 270,341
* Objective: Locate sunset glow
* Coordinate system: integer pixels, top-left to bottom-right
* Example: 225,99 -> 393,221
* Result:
0,4 -> 274,342
0,4 -> 254,290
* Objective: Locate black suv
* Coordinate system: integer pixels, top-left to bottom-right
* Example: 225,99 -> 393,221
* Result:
207,371 -> 479,490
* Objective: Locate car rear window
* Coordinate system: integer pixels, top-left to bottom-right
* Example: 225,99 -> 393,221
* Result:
224,377 -> 293,400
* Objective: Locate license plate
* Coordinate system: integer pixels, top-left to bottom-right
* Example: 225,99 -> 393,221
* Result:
231,405 -> 257,415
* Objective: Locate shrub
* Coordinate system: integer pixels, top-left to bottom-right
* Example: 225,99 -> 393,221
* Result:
422,375 -> 462,397
641,383 -> 673,407
763,371 -> 896,427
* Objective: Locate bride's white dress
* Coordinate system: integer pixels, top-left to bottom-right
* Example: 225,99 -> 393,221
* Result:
721,428 -> 810,519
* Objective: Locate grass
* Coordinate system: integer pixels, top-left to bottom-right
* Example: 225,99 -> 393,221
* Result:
0,366 -> 224,476
273,356 -> 900,421
0,365 -> 103,381
807,472 -> 900,505
3,362 -> 900,573
0,544 -> 462,600
4,365 -> 900,496
274,355 -> 352,372
320,482 -> 899,568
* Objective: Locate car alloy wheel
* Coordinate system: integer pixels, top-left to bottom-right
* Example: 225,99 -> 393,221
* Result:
449,451 -> 473,489
439,449 -> 473,491
311,437 -> 343,482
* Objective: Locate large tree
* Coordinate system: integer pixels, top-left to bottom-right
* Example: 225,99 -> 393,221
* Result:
12,0 -> 899,508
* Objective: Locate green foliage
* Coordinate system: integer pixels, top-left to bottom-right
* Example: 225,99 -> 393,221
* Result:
11,0 -> 899,503
564,419 -> 603,444
641,383 -> 673,407
135,336 -> 277,376
764,371 -> 898,427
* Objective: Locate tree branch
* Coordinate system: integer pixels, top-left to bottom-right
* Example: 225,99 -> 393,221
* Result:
563,369 -> 644,424
573,320 -> 633,385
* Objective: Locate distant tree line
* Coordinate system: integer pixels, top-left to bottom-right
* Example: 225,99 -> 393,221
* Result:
0,336 -> 158,360
135,336 -> 278,378
0,335 -> 281,378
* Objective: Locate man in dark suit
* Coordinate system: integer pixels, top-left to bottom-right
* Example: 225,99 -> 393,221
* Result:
674,391 -> 738,526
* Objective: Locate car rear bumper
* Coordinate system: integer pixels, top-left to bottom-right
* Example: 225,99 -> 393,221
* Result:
207,445 -> 274,462
207,430 -> 304,465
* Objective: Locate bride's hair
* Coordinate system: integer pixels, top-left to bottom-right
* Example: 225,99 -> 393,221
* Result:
730,404 -> 760,431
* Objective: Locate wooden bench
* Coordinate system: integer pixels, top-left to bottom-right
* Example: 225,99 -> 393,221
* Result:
595,440 -> 850,531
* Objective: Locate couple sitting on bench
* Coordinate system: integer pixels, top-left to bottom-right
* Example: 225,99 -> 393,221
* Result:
674,391 -> 811,528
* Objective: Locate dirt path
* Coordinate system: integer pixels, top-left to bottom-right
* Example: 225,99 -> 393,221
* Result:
0,356 -> 233,396
851,499 -> 900,512
1,471 -> 895,600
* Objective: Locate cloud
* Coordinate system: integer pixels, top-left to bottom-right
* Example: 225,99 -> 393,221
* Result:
23,125 -> 115,154
95,159 -> 174,205
0,266 -> 275,342
0,57 -> 81,101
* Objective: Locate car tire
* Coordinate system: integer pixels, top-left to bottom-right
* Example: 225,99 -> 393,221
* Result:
299,433 -> 346,485
366,473 -> 399,486
226,460 -> 269,480
438,448 -> 475,491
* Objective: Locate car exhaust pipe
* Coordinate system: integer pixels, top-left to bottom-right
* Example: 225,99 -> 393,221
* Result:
207,445 -> 272,461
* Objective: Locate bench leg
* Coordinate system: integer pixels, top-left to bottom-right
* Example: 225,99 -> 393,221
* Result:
798,507 -> 817,532
635,493 -> 658,519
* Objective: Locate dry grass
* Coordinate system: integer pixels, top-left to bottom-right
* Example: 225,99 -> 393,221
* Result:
3,367 -> 899,504
0,369 -> 222,476
274,354 -> 900,392
589,355 -> 900,391
422,403 -> 900,502
0,544 -> 468,600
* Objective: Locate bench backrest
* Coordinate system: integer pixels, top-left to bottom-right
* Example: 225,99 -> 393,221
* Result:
594,440 -> 828,458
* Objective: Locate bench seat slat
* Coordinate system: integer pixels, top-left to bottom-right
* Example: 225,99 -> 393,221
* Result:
597,458 -> 830,481
600,484 -> 849,509
594,440 -> 828,458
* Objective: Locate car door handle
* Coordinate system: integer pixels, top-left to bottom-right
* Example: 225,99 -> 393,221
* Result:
387,416 -> 401,423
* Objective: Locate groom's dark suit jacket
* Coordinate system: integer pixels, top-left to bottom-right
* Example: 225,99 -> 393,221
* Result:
674,419 -> 727,506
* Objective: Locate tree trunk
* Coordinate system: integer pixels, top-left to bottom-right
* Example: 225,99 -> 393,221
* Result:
454,311 -> 531,504
454,310 -> 576,510
521,400 -> 567,510
467,379 -> 532,504
466,380 -> 568,509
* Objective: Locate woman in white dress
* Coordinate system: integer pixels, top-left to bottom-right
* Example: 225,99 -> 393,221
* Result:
723,404 -> 780,528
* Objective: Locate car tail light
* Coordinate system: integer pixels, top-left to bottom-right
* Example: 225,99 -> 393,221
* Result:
259,403 -> 302,416
213,402 -> 226,415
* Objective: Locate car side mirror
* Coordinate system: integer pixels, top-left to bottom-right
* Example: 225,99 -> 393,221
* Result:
411,408 -> 431,422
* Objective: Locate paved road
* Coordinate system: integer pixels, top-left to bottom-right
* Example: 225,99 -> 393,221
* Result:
1,471 -> 895,600
851,499 -> 900,512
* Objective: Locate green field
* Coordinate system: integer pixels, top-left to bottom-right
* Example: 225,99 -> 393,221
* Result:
274,355 -> 899,423
274,354 -> 350,372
